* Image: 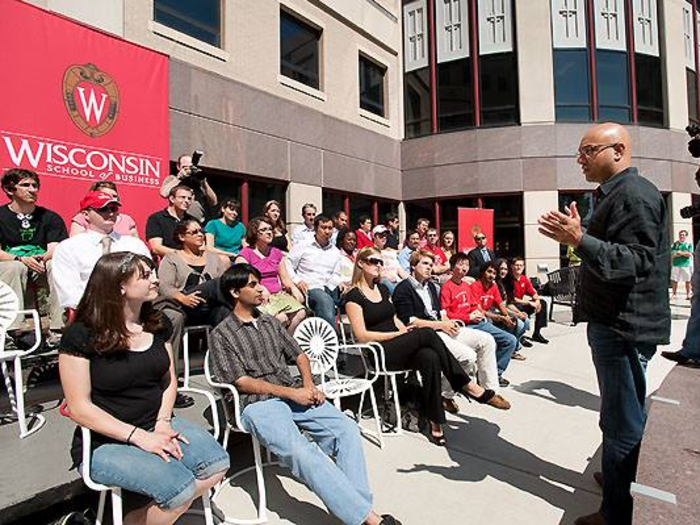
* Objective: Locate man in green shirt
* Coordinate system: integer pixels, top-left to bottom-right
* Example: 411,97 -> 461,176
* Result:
671,230 -> 693,300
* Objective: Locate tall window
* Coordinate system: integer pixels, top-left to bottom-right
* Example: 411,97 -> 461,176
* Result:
154,0 -> 221,47
554,49 -> 591,121
404,0 -> 431,137
685,1 -> 700,124
359,56 -> 387,117
280,10 -> 322,90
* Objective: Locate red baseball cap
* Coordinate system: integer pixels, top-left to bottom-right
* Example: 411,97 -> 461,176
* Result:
80,191 -> 121,211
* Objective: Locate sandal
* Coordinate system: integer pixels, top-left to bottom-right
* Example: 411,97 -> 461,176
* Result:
427,430 -> 447,447
512,352 -> 527,361
441,397 -> 460,414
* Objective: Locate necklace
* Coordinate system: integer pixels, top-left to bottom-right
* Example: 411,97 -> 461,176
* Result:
9,204 -> 33,229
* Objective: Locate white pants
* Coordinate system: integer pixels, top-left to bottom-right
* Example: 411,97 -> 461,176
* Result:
438,327 -> 499,394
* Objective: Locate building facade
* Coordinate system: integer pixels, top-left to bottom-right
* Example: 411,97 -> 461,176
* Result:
26,0 -> 700,272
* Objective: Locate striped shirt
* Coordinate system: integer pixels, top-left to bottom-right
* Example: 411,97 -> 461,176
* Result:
208,312 -> 302,409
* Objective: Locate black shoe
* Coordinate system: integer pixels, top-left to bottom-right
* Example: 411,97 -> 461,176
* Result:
520,337 -> 533,348
661,350 -> 691,364
499,376 -> 510,387
380,514 -> 403,525
174,393 -> 195,409
531,333 -> 549,344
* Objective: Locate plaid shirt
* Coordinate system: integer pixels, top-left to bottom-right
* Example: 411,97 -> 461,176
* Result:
208,312 -> 302,409
574,167 -> 671,344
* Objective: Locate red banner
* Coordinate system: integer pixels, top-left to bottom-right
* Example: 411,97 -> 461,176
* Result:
0,1 -> 169,235
457,208 -> 494,252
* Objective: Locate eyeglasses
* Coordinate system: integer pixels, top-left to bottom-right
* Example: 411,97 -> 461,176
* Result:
475,236 -> 486,241
94,205 -> 120,214
185,229 -> 203,235
257,227 -> 273,233
365,257 -> 384,267
576,143 -> 619,158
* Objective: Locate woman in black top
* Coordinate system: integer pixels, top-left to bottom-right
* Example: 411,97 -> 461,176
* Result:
345,247 -> 509,446
59,252 -> 229,524
263,199 -> 290,252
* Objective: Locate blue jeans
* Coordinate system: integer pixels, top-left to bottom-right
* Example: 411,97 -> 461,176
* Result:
241,399 -> 372,525
588,323 -> 655,525
308,287 -> 342,329
472,319 -> 517,376
89,418 -> 229,510
680,293 -> 700,359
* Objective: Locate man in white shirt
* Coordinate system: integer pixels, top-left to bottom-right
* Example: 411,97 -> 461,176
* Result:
286,215 -> 343,328
52,191 -> 151,310
290,203 -> 317,247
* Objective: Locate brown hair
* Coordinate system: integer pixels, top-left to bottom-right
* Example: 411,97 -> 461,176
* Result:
75,253 -> 163,355
409,249 -> 435,269
89,180 -> 118,193
246,216 -> 274,246
2,168 -> 40,197
263,199 -> 286,232
173,219 -> 201,248
168,184 -> 194,199
440,230 -> 455,251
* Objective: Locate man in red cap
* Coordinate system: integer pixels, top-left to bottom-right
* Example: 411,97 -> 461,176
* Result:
51,191 -> 151,310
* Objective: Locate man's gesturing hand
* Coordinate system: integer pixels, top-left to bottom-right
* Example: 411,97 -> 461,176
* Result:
538,201 -> 584,247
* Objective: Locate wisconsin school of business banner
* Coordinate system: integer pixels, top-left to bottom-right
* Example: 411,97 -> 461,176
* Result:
0,0 -> 169,233
457,208 -> 494,253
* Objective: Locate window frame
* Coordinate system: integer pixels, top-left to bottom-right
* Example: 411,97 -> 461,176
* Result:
477,0 -> 514,55
632,0 -> 659,57
358,52 -> 389,119
551,0 -> 588,49
404,0 -> 430,72
279,8 -> 324,92
435,0 -> 470,63
153,0 -> 223,49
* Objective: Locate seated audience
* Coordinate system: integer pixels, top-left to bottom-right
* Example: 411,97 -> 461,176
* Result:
385,213 -> 400,250
345,247 -> 509,447
392,251 -> 505,413
263,199 -> 289,252
59,253 -> 228,525
336,228 -> 358,288
70,181 -> 138,238
53,191 -> 150,310
398,231 -> 421,274
424,228 -> 450,278
286,215 -> 344,328
495,258 -> 531,356
506,257 -> 549,344
467,233 -> 496,278
442,254 -> 517,387
204,198 -> 246,258
235,217 -> 306,334
290,203 -> 317,247
0,168 -> 66,334
156,219 -> 231,407
440,230 -> 456,261
209,264 -> 402,525
415,218 -> 430,248
146,185 -> 195,257
330,210 -> 349,246
373,225 -> 407,294
159,153 -> 218,223
355,215 -> 374,250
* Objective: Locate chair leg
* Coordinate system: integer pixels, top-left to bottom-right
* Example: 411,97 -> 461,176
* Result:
201,489 -> 215,525
357,389 -> 367,423
389,374 -> 403,436
95,491 -> 106,525
3,356 -> 44,438
111,488 -> 123,525
223,425 -> 231,450
183,331 -> 191,389
251,437 -> 268,522
367,387 -> 384,449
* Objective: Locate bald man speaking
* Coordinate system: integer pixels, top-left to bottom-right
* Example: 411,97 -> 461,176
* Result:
539,123 -> 670,525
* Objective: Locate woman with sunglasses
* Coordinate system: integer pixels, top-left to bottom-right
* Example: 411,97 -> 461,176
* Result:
263,200 -> 290,252
345,247 -> 509,446
235,217 -> 306,334
59,253 -> 229,524
204,198 -> 246,258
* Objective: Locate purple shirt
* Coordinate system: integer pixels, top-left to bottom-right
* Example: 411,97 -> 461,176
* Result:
238,247 -> 284,294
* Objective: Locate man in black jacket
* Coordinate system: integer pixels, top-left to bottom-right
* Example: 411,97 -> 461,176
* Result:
539,123 -> 671,525
392,250 -> 506,411
466,233 -> 496,278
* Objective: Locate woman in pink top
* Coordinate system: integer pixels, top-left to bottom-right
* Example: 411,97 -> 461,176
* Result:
70,181 -> 138,237
235,217 -> 306,334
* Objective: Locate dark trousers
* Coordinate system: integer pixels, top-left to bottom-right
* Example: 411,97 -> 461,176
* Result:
381,327 -> 470,424
588,323 -> 655,525
520,299 -> 548,334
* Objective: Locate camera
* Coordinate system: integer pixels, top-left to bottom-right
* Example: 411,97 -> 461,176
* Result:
680,204 -> 700,219
685,124 -> 700,158
189,150 -> 205,180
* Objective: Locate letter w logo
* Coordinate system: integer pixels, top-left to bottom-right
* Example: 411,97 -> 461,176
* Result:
76,86 -> 107,125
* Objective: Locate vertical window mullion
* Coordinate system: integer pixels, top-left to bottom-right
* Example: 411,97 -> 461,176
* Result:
587,0 -> 599,120
626,0 -> 638,122
429,0 -> 439,132
470,0 -> 481,126
694,1 -> 700,118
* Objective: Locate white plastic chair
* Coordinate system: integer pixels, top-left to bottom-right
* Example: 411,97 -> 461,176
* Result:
0,281 -> 46,438
182,325 -> 210,389
204,351 -> 271,525
293,317 -> 384,448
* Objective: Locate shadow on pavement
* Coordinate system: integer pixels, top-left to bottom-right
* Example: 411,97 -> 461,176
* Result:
513,380 -> 600,412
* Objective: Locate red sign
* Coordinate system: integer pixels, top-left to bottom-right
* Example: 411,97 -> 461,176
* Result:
0,1 -> 169,234
457,208 -> 494,252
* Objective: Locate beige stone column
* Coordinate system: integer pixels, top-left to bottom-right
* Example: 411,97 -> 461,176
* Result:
286,182 -> 322,235
523,191 -> 561,278
398,201 -> 407,243
668,192 -> 695,245
662,0 -> 690,131
515,0 -> 555,124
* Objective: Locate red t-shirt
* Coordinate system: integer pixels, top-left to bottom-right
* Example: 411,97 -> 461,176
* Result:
425,244 -> 448,266
355,229 -> 373,250
512,274 -> 537,300
470,279 -> 503,311
441,279 -> 479,324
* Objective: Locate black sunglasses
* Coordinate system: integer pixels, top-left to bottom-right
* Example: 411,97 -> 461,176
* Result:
365,257 -> 384,267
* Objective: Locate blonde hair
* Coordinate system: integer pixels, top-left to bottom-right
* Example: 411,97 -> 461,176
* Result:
349,246 -> 382,290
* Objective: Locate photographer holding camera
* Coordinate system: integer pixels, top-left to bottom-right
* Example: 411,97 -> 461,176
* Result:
663,166 -> 700,367
159,152 -> 217,222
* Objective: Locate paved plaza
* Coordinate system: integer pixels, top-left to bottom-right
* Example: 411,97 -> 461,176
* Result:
0,306 -> 690,525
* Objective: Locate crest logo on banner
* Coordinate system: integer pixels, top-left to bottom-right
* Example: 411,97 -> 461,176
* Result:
63,63 -> 119,137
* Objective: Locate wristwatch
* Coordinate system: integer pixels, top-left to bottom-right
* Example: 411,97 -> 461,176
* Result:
14,255 -> 21,261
